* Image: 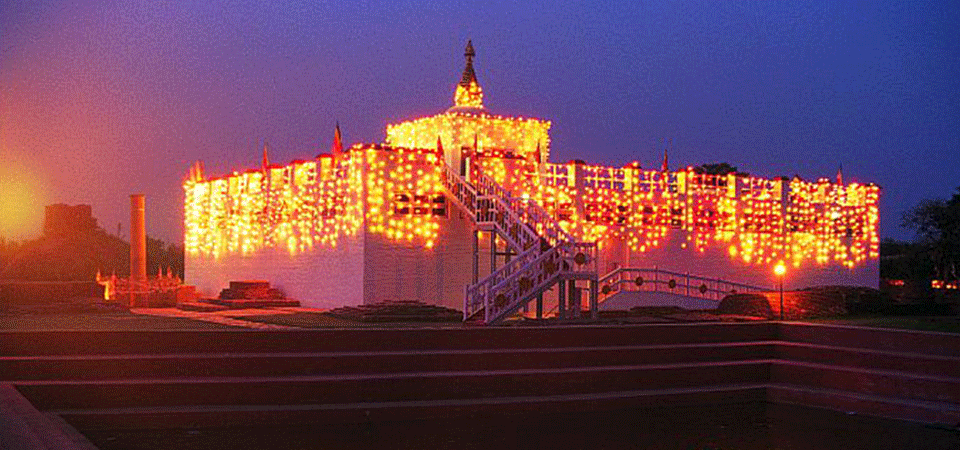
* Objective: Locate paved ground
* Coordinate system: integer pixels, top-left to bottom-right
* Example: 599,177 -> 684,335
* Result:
0,310 -> 236,331
129,308 -> 307,330
81,403 -> 960,450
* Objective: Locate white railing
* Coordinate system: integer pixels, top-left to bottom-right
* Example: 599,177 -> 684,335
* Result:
464,241 -> 598,322
597,267 -> 772,303
471,169 -> 575,249
440,162 -> 478,218
441,162 -> 538,253
444,163 -> 597,323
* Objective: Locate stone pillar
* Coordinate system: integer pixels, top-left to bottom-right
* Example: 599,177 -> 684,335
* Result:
130,194 -> 147,306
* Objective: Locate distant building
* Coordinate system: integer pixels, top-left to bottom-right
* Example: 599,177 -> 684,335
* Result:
44,204 -> 98,236
183,42 -> 880,323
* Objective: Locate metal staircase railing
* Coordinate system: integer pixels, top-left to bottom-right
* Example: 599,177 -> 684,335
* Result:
440,162 -> 597,324
597,267 -> 773,303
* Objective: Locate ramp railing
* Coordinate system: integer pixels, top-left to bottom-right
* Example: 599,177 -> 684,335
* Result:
598,267 -> 772,303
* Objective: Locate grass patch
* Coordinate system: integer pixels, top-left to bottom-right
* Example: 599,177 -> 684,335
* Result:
812,315 -> 960,334
0,311 -> 239,331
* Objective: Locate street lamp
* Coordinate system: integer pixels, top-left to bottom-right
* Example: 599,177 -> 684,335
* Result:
774,262 -> 786,321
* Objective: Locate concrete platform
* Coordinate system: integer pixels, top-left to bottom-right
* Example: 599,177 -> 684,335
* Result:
600,291 -> 721,311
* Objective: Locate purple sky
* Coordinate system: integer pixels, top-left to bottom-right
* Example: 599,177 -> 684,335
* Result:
2,1 -> 958,243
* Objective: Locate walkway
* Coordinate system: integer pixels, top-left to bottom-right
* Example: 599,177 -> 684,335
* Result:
130,307 -> 311,330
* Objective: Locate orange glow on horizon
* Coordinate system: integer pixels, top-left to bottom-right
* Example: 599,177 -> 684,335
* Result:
0,157 -> 48,240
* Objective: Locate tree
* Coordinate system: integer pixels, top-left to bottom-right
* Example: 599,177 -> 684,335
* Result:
693,162 -> 746,176
902,186 -> 960,281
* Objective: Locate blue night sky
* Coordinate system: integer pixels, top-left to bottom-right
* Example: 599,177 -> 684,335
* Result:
1,0 -> 958,243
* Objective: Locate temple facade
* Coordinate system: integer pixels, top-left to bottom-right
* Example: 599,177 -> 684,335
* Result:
183,42 -> 879,320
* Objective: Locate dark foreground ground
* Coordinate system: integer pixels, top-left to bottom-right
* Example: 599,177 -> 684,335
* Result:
83,403 -> 958,450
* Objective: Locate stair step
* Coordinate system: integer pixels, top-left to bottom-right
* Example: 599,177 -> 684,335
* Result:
0,342 -> 776,381
772,360 -> 960,404
779,342 -> 960,378
176,302 -> 229,313
768,383 -> 960,427
779,323 -> 960,357
205,298 -> 301,308
0,323 -> 778,356
52,383 -> 769,430
14,361 -> 770,410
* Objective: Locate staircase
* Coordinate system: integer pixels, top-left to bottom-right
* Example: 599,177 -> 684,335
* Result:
441,163 -> 597,324
2,324 -> 958,445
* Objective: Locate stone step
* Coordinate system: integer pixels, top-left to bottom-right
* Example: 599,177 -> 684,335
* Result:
51,383 -> 769,431
780,323 -> 960,357
772,360 -> 960,404
0,323 -> 778,356
779,342 -> 960,379
7,341 -> 956,388
14,361 -> 769,410
203,298 -> 301,308
18,359 -> 959,412
0,342 -> 776,381
175,302 -> 229,313
43,383 -> 960,433
768,383 -> 960,427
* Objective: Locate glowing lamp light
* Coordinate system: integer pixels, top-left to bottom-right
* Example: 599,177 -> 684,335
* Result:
774,262 -> 786,277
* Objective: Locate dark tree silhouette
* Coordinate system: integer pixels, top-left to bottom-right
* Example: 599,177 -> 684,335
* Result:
693,162 -> 746,176
902,186 -> 960,282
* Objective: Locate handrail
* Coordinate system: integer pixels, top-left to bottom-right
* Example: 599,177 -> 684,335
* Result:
472,167 -> 575,248
440,162 -> 530,252
440,162 -> 478,217
443,161 -> 599,323
464,244 -> 542,320
483,245 -> 565,323
597,267 -> 772,303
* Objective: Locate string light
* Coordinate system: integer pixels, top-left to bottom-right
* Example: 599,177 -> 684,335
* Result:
183,43 -> 880,273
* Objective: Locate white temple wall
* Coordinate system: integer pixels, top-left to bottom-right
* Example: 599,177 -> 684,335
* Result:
615,230 -> 879,290
185,231 -> 366,309
362,208 -> 476,309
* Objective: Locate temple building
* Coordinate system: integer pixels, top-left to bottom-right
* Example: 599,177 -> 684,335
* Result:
183,42 -> 880,323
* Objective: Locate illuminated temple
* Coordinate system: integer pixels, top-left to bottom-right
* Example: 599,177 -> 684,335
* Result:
184,41 -> 880,323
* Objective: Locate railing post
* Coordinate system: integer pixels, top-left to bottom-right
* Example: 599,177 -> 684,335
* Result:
558,279 -> 566,319
463,285 -> 469,321
536,294 -> 543,319
569,281 -> 580,319
589,278 -> 599,320
490,231 -> 496,275
472,230 -> 479,284
653,266 -> 658,292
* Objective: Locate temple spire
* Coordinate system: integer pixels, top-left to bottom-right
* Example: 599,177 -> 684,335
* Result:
262,139 -> 270,170
460,40 -> 478,87
332,122 -> 343,158
453,40 -> 484,109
